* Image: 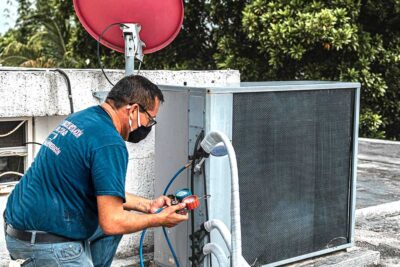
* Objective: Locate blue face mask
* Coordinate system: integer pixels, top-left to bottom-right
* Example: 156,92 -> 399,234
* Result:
127,126 -> 152,143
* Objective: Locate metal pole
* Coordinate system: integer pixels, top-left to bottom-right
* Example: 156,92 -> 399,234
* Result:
124,33 -> 135,76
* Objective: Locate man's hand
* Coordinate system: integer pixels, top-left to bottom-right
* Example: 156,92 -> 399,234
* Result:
156,203 -> 189,228
149,195 -> 172,213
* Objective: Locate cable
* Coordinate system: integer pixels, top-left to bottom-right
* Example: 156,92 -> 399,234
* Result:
190,130 -> 212,266
190,131 -> 203,265
163,163 -> 192,195
0,171 -> 24,178
202,157 -> 212,267
139,162 -> 192,267
137,60 -> 143,75
139,228 -> 148,267
160,162 -> 192,267
54,69 -> 74,113
162,227 -> 178,264
0,121 -> 26,138
22,142 -> 42,146
97,23 -> 127,86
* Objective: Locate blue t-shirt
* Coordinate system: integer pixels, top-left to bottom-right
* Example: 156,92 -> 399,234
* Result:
5,106 -> 128,240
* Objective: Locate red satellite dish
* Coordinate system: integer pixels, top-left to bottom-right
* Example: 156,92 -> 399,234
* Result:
73,0 -> 184,54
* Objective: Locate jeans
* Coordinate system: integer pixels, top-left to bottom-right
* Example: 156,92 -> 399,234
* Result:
5,227 -> 123,267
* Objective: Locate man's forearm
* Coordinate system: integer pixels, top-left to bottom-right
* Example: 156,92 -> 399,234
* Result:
123,192 -> 152,213
97,195 -> 187,235
115,210 -> 160,234
98,195 -> 159,234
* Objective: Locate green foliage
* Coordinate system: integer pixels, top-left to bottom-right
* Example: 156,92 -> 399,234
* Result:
360,109 -> 385,139
237,0 -> 400,139
0,0 -> 77,67
0,0 -> 399,139
210,0 -> 269,80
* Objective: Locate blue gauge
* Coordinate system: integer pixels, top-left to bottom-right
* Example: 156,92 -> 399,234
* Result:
175,188 -> 192,201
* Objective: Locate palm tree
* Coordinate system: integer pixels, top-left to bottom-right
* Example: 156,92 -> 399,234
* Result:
0,14 -> 77,68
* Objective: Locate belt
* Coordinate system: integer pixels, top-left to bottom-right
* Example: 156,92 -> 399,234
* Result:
5,224 -> 74,244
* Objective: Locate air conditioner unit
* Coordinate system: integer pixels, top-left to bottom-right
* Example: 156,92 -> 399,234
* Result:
154,81 -> 360,267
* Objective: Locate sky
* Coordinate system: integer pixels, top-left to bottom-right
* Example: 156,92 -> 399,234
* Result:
0,0 -> 18,34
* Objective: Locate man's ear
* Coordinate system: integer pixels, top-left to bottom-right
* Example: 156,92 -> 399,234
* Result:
126,104 -> 137,115
128,104 -> 141,127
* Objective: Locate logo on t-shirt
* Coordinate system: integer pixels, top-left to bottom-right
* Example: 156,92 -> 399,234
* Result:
43,120 -> 84,156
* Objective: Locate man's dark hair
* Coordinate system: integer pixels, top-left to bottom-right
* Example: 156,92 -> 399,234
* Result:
106,75 -> 164,110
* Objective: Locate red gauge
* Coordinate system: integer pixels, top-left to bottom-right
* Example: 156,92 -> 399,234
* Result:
182,195 -> 200,211
73,0 -> 184,54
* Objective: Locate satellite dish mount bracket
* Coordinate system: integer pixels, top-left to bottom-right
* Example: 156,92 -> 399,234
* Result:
122,23 -> 145,76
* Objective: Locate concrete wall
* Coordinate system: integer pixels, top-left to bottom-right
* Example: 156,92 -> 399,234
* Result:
0,68 -> 240,117
0,67 -> 240,265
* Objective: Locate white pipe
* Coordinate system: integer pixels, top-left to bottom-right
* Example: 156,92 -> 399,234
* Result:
203,243 -> 229,267
204,219 -> 231,250
203,219 -> 251,267
201,131 -> 242,267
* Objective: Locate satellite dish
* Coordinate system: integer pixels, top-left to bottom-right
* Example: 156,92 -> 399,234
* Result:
73,0 -> 184,55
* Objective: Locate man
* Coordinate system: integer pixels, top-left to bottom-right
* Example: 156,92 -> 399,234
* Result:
4,75 -> 188,266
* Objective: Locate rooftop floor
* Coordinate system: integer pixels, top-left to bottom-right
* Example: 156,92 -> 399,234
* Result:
357,139 -> 400,208
355,138 -> 400,267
